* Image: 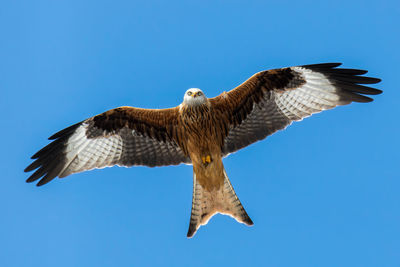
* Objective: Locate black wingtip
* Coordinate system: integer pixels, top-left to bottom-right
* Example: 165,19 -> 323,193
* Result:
25,177 -> 48,187
372,78 -> 382,84
360,97 -> 374,103
36,179 -> 50,187
25,166 -> 45,183
25,174 -> 49,186
26,123 -> 80,186
301,62 -> 382,103
300,62 -> 342,69
26,177 -> 35,183
24,166 -> 31,173
48,122 -> 81,140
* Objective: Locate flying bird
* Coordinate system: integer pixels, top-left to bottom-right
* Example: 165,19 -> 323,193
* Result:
25,63 -> 382,237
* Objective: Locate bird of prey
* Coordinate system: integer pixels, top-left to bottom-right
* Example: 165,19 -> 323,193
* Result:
25,63 -> 382,237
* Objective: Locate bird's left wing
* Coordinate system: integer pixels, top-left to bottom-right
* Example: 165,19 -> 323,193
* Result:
25,106 -> 190,186
209,63 -> 382,156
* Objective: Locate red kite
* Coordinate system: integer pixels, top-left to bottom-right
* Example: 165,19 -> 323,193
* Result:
25,63 -> 382,237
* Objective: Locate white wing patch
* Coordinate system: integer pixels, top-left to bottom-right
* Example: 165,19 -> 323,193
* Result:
60,123 -> 123,177
274,67 -> 349,121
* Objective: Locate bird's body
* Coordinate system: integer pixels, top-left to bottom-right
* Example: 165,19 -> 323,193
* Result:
182,106 -> 225,192
25,63 -> 382,237
179,94 -> 253,236
179,96 -> 225,191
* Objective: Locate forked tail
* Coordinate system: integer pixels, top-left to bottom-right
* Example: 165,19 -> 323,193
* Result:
187,169 -> 253,238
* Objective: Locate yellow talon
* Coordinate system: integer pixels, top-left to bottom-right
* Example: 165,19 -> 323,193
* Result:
201,155 -> 212,165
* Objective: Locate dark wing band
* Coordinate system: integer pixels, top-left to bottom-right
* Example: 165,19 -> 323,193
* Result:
209,63 -> 382,155
25,107 -> 190,186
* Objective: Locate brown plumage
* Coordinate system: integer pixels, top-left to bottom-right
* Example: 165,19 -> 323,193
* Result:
25,63 -> 382,237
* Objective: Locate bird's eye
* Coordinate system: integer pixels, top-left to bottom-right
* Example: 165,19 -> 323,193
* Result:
187,91 -> 192,96
197,92 -> 202,96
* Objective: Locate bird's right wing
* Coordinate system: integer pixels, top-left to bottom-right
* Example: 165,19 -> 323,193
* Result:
25,106 -> 190,186
209,63 -> 382,156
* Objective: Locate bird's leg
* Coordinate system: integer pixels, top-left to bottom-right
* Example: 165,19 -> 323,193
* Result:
201,155 -> 212,167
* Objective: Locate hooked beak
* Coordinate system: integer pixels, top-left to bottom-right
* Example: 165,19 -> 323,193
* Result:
192,93 -> 198,98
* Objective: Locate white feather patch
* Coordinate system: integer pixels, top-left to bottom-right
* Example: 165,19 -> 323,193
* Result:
274,67 -> 346,121
59,123 -> 123,177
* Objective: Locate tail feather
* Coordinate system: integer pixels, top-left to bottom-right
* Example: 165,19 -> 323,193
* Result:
187,169 -> 253,238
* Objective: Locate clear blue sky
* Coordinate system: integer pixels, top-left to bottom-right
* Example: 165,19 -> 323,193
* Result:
1,0 -> 399,266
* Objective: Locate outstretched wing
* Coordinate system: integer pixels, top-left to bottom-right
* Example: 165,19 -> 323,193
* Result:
209,63 -> 382,155
25,106 -> 190,186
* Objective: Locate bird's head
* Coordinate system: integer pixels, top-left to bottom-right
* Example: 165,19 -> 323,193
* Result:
183,88 -> 207,106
